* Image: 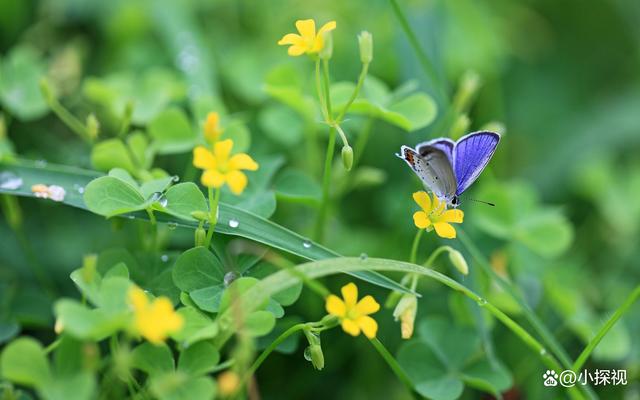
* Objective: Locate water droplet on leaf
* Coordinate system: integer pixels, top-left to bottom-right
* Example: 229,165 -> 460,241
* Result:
360,253 -> 368,260
161,254 -> 169,263
303,240 -> 312,249
224,271 -> 238,286
35,159 -> 47,168
477,298 -> 487,306
303,346 -> 312,361
228,218 -> 239,228
0,172 -> 23,190
167,222 -> 178,230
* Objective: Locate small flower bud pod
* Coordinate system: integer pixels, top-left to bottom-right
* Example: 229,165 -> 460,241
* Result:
393,294 -> 418,339
341,145 -> 353,171
195,226 -> 207,247
308,344 -> 325,370
448,248 -> 469,275
358,31 -> 373,64
86,113 -> 100,140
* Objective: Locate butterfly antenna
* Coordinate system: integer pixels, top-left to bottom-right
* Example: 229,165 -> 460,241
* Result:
465,197 -> 495,207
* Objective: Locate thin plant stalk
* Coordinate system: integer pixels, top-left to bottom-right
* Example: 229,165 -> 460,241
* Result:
370,338 -> 417,400
573,285 -> 640,372
205,187 -> 221,247
409,229 -> 424,264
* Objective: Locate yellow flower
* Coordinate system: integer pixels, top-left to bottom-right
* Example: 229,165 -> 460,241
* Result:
204,111 -> 223,143
278,19 -> 337,56
192,139 -> 259,195
128,286 -> 183,344
412,191 -> 464,239
325,282 -> 380,339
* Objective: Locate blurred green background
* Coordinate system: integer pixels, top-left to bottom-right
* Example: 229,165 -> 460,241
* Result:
1,0 -> 639,398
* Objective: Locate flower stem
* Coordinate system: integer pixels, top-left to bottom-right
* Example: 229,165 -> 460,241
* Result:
205,187 -> 221,248
388,0 -> 447,104
573,285 -> 640,372
369,338 -> 417,399
314,59 -> 336,242
409,229 -> 424,264
315,58 -> 328,121
245,323 -> 307,380
336,62 -> 369,123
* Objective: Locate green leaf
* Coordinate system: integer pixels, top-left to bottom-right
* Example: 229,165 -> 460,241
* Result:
0,337 -> 51,387
177,342 -> 220,376
223,120 -> 251,154
69,269 -> 102,306
0,45 -> 48,121
387,93 -> 437,131
83,176 -> 146,217
274,169 -> 321,203
104,262 -> 129,279
170,307 -> 218,346
150,374 -> 216,400
91,139 -> 137,175
127,132 -> 153,170
54,300 -> 127,341
234,191 -> 277,218
40,372 -> 95,400
244,311 -> 276,337
148,107 -> 196,154
0,320 -> 19,344
140,176 -> 174,200
462,359 -> 512,395
131,343 -> 175,376
258,104 -> 304,147
162,183 -> 208,221
515,210 -> 573,258
188,285 -> 224,313
99,277 -> 132,312
108,168 -> 139,189
172,247 -> 225,292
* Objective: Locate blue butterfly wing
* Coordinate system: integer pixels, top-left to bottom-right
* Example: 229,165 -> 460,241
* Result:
453,131 -> 500,195
416,138 -> 455,165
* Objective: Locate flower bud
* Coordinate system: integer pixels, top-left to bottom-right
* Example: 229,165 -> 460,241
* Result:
54,318 -> 64,334
307,344 -> 325,370
393,294 -> 417,339
358,31 -> 373,64
218,371 -> 240,396
39,78 -> 55,104
319,31 -> 333,60
86,113 -> 100,140
190,211 -> 209,221
453,70 -> 481,112
448,248 -> 469,275
341,145 -> 353,171
195,226 -> 207,247
449,113 -> 470,140
81,254 -> 98,283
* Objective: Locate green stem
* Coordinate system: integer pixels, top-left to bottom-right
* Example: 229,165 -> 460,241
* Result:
389,0 -> 448,103
315,58 -> 328,122
573,285 -> 640,372
409,229 -> 424,264
205,187 -> 221,248
245,323 -> 306,379
44,338 -> 62,354
314,60 -> 336,242
322,59 -> 333,121
336,62 -> 369,123
145,208 -> 157,252
369,338 -> 416,399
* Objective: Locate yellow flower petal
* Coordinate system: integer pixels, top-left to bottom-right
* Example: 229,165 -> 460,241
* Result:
214,139 -> 234,162
278,33 -> 304,46
317,20 -> 337,36
287,45 -> 307,56
295,19 -> 316,40
193,146 -> 216,170
413,191 -> 432,212
433,222 -> 456,239
439,209 -> 464,224
201,169 -> 225,188
228,153 -> 259,171
128,287 -> 148,311
413,211 -> 431,229
357,315 -> 378,339
341,318 -> 361,336
225,170 -> 248,195
432,195 -> 443,214
325,295 -> 346,317
204,112 -> 223,143
341,283 -> 358,308
355,295 -> 380,315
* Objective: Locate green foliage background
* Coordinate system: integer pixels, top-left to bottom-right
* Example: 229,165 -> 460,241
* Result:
1,0 -> 639,399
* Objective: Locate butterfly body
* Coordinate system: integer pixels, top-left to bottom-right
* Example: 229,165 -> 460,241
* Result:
397,131 -> 500,208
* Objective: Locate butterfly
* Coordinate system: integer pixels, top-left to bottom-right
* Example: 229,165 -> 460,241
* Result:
397,131 -> 501,208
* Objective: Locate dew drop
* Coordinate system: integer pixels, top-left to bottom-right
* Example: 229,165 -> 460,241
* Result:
73,183 -> 85,194
303,240 -> 312,249
158,196 -> 168,207
224,271 -> 238,286
167,222 -> 178,230
35,159 -> 47,168
149,192 -> 162,202
160,254 -> 169,263
127,215 -> 135,220
303,346 -> 312,361
539,348 -> 547,356
0,172 -> 23,190
477,298 -> 487,306
359,253 -> 368,260
228,218 -> 239,228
